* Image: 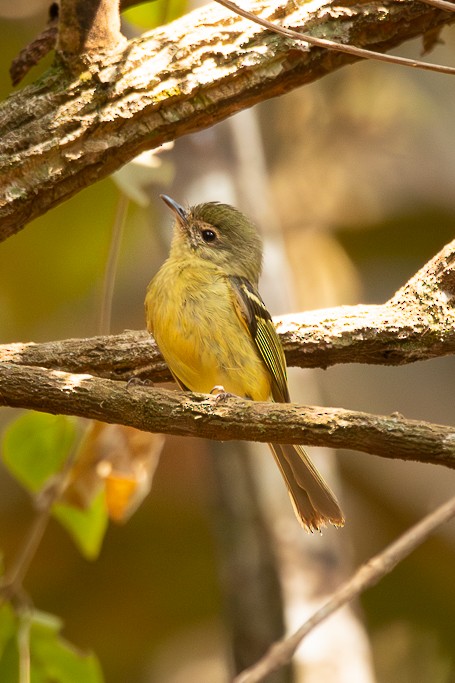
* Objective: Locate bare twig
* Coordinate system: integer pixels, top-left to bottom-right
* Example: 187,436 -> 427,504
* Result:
18,609 -> 31,683
99,193 -> 129,336
215,0 -> 455,75
419,0 -> 455,12
1,508 -> 52,597
11,0 -> 455,86
233,494 -> 455,683
0,439 -> 79,600
9,3 -> 59,86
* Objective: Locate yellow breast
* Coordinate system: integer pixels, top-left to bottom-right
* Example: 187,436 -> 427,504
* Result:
145,258 -> 271,400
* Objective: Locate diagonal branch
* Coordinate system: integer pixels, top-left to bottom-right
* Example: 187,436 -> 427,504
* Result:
420,0 -> 455,11
0,0 -> 454,239
280,236 -> 455,368
0,362 -> 454,468
1,238 -> 454,378
234,494 -> 455,683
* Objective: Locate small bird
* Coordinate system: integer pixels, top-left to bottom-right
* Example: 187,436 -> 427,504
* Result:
145,195 -> 344,531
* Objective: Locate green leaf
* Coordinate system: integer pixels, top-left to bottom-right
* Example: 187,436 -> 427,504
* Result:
2,413 -> 109,558
30,610 -> 104,683
0,607 -> 104,683
2,413 -> 77,493
52,491 -> 108,560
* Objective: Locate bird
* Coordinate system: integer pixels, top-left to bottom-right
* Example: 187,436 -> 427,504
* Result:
145,194 -> 344,531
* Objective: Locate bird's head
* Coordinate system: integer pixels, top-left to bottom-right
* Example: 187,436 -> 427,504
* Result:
161,195 -> 263,283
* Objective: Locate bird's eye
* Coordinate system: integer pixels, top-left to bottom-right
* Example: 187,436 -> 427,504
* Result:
201,229 -> 217,243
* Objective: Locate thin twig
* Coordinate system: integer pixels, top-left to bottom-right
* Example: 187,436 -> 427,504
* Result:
215,0 -> 455,75
234,494 -> 455,683
419,0 -> 455,12
1,508 -> 53,595
18,609 -> 31,683
0,438 -> 79,600
9,3 -> 59,86
99,193 -> 129,336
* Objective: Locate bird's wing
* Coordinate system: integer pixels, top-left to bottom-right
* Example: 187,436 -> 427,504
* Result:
229,276 -> 345,530
228,276 -> 290,403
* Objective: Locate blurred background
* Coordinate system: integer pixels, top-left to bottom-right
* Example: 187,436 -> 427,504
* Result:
0,1 -> 455,681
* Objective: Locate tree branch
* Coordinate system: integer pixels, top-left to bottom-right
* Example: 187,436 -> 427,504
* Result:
9,3 -> 60,87
283,235 -> 455,368
233,493 -> 455,683
0,240 -> 453,470
1,0 -> 454,239
1,237 -> 453,378
0,362 -> 454,469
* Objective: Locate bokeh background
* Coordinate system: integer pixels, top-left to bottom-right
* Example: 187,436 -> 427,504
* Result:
1,1 -> 455,681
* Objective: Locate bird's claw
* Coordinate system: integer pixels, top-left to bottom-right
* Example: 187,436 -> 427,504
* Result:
210,385 -> 235,403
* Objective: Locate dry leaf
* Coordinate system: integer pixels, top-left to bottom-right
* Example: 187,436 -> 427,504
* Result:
62,421 -> 164,522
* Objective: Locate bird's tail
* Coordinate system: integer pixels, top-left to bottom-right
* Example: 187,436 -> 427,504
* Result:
269,443 -> 344,532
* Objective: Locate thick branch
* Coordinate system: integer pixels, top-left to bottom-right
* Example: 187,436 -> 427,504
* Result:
282,235 -> 455,368
1,238 -> 454,378
1,0 -> 453,239
0,362 -> 454,468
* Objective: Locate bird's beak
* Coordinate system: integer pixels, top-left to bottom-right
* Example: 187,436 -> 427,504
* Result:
160,194 -> 188,226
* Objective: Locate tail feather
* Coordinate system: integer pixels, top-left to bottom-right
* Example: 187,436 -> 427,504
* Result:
269,443 -> 344,532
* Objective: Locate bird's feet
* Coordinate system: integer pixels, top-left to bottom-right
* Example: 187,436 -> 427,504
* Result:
210,385 -> 235,403
126,377 -> 153,388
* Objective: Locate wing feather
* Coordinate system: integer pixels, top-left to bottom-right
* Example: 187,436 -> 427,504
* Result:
228,276 -> 344,530
229,276 -> 289,403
